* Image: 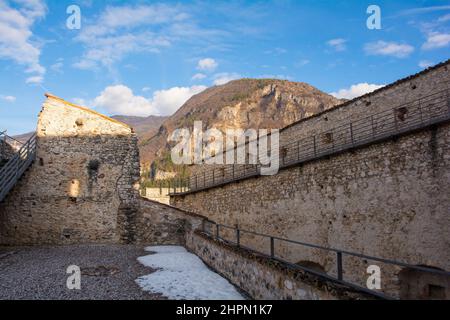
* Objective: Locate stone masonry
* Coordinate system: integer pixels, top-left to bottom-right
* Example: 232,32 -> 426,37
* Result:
172,61 -> 450,298
137,197 -> 375,300
0,94 -> 141,245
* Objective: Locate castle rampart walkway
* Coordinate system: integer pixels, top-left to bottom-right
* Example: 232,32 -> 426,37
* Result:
170,87 -> 450,195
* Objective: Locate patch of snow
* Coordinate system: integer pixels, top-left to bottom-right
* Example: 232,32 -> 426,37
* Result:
136,245 -> 244,300
144,245 -> 188,254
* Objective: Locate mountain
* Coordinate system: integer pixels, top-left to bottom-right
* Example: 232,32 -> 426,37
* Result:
111,115 -> 168,141
138,78 -> 344,176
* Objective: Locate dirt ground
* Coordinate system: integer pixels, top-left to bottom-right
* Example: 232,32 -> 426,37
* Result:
0,244 -> 164,300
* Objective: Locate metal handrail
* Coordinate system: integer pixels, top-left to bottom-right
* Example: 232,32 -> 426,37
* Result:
171,88 -> 450,195
0,133 -> 37,203
201,219 -> 450,300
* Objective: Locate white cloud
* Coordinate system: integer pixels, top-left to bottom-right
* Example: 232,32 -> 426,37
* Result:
151,85 -> 207,115
73,4 -> 226,71
330,83 -> 385,100
213,72 -> 241,85
74,32 -> 171,70
0,0 -> 47,83
197,58 -> 218,72
438,13 -> 450,22
50,59 -> 63,73
72,59 -> 96,70
142,87 -> 151,92
264,47 -> 287,55
419,60 -> 434,68
98,5 -> 185,31
327,38 -> 347,51
93,84 -> 207,116
422,32 -> 450,50
364,41 -> 414,58
400,5 -> 450,15
0,95 -> 16,102
295,59 -> 310,67
25,75 -> 43,84
191,73 -> 206,80
93,85 -> 155,116
74,4 -> 188,70
258,74 -> 293,80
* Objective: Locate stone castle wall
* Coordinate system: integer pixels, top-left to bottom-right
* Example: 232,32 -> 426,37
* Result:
173,123 -> 450,297
137,198 -> 374,300
142,187 -> 171,205
171,63 -> 450,298
0,95 -> 141,245
187,232 -> 374,300
138,198 -> 203,245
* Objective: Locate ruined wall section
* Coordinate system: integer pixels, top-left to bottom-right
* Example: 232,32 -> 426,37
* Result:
0,95 -> 140,244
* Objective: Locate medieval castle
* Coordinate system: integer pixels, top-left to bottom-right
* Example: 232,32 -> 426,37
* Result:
0,60 -> 449,300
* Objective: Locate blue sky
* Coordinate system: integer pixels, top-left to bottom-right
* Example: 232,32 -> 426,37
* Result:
0,0 -> 449,135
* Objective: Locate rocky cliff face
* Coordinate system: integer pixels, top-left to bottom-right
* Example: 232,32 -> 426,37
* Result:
138,79 -> 343,173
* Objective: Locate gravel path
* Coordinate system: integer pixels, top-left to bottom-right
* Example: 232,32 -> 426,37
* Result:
0,244 -> 164,300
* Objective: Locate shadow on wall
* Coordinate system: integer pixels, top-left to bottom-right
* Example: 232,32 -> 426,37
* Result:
296,261 -> 327,273
399,266 -> 450,300
0,140 -> 15,165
